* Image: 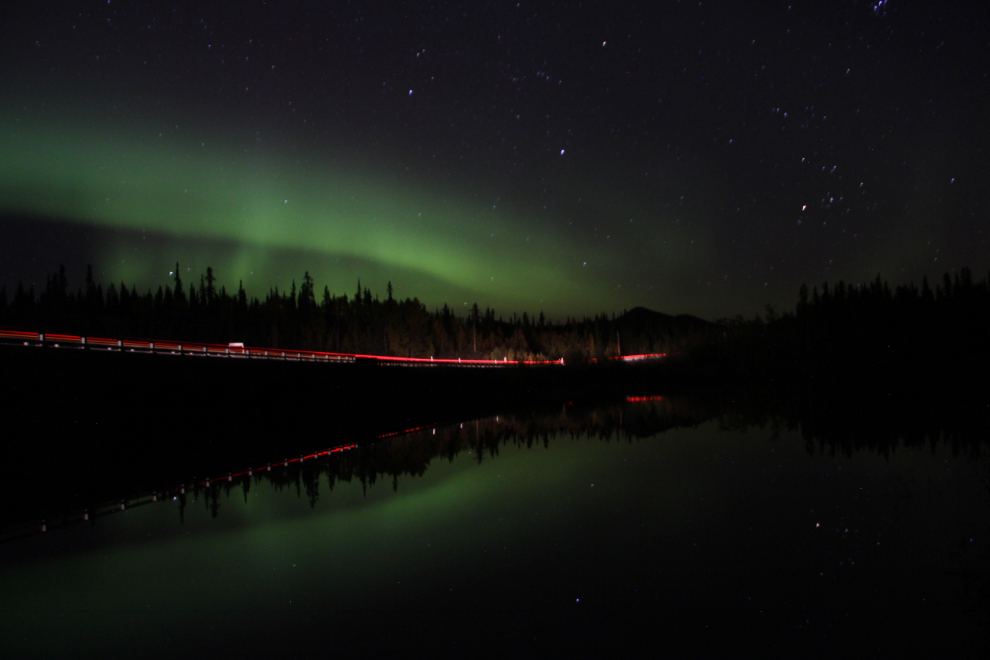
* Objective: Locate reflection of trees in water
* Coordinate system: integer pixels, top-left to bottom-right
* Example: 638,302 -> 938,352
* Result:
718,389 -> 990,459
177,390 -> 990,620
190,397 -> 714,517
188,392 -> 990,522
8,390 -> 988,544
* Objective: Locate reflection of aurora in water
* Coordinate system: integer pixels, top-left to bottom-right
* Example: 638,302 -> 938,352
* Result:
190,397 -> 708,518
2,395 -> 988,656
169,393 -> 990,527
3,397 -> 707,539
12,391 -> 990,538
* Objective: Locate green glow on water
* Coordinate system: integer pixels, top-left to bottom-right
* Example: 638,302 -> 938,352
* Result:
0,432 -> 608,654
0,417 -> 984,655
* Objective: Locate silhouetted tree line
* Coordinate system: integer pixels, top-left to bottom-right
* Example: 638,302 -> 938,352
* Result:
0,264 -> 707,360
688,267 -> 990,388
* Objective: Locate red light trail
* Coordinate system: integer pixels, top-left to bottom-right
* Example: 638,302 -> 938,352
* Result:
0,328 -> 666,366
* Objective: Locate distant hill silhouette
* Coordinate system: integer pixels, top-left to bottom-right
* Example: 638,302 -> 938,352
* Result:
617,306 -> 713,337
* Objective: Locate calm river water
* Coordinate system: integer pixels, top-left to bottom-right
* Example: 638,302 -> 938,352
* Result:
1,398 -> 987,656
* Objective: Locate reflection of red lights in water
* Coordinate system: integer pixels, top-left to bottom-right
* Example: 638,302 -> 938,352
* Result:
214,444 -> 360,482
2,442 -> 361,538
198,422 -> 445,484
376,425 -> 435,439
626,396 -> 663,402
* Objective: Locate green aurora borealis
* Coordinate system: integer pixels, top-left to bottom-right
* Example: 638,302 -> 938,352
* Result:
0,109 -> 696,318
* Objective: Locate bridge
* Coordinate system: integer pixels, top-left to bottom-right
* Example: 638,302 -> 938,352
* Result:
0,329 -> 665,366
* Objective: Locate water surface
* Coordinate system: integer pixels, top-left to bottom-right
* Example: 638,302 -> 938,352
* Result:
2,399 -> 987,656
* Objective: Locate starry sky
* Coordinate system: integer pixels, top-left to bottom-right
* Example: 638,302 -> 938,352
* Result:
1,0 -> 987,319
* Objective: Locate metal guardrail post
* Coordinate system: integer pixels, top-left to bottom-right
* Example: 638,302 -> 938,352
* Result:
117,339 -> 122,349
81,337 -> 87,349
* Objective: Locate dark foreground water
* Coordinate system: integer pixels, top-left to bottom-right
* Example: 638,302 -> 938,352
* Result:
2,398 -> 988,657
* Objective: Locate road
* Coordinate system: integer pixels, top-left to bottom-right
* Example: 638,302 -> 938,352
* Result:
0,329 -> 664,366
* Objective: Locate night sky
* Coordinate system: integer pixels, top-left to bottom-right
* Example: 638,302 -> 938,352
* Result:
1,0 -> 988,319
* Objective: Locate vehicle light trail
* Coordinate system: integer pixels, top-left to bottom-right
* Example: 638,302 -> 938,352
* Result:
0,328 -> 666,366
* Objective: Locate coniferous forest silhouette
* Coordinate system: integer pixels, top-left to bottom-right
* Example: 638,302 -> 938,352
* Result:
681,267 -> 990,390
0,264 -> 706,361
2,264 -> 987,387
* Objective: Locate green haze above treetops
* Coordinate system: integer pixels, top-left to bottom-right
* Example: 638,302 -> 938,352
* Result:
0,104 -> 701,319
